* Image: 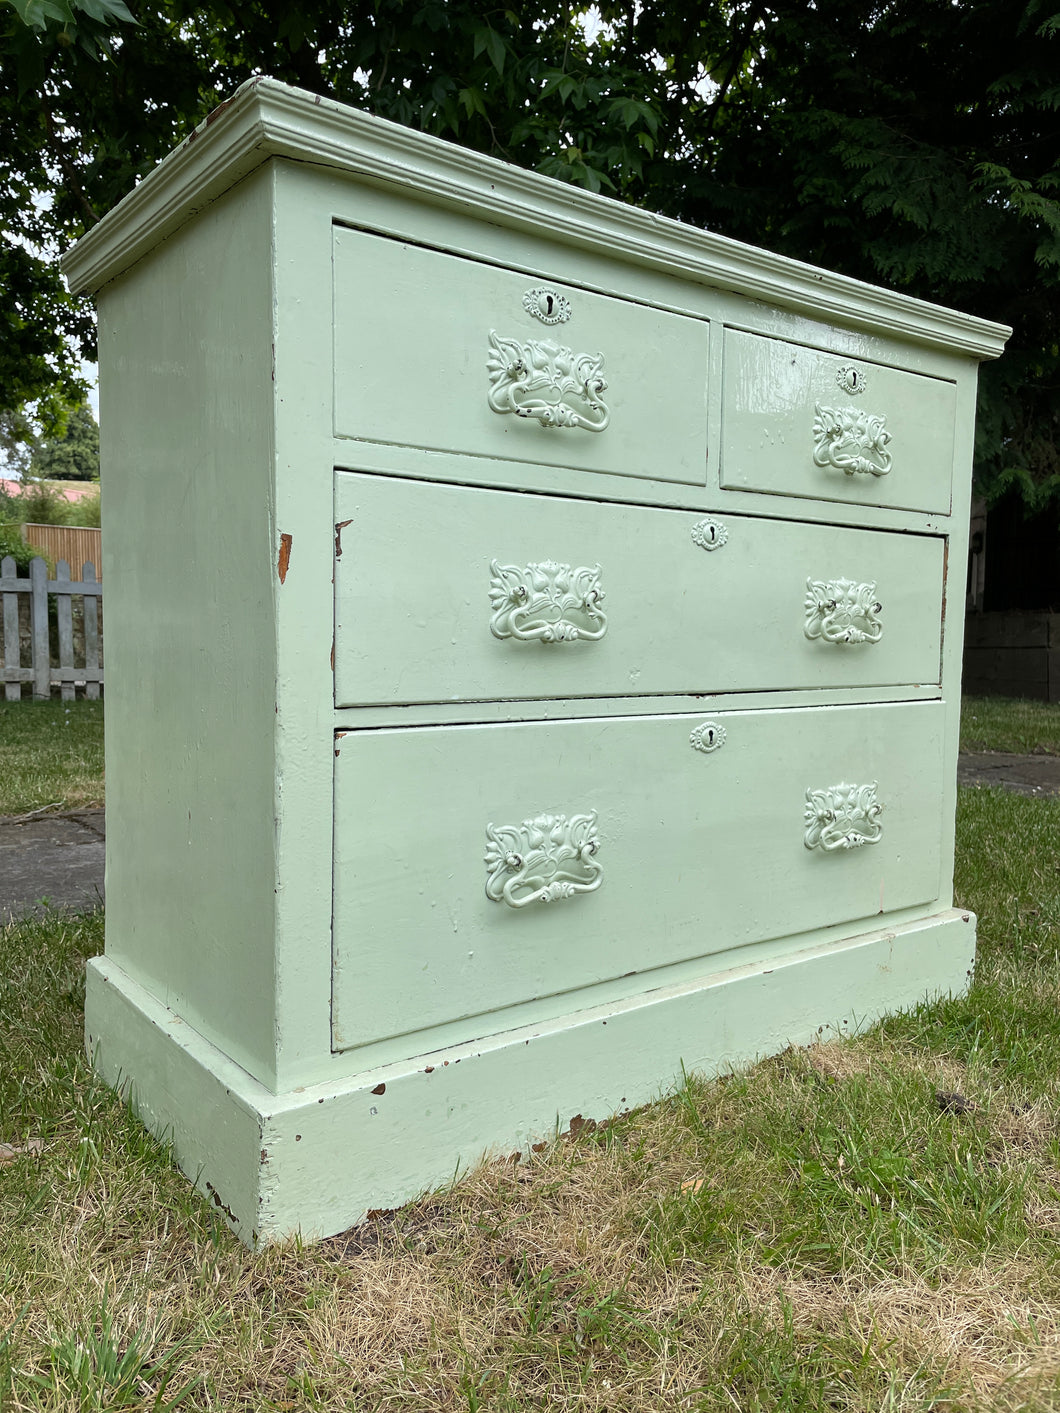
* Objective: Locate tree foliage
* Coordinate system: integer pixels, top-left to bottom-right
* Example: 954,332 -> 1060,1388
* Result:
0,520 -> 38,570
0,408 -> 38,477
2,0 -> 1058,503
28,398 -> 99,479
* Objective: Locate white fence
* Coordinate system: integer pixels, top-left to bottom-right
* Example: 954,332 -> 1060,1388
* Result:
0,556 -> 103,701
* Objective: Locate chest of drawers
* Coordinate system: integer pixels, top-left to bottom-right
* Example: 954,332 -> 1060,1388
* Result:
64,78 -> 1009,1246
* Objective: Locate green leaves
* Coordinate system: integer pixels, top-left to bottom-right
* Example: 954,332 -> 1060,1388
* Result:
6,0 -> 135,24
1,0 -> 1058,508
471,21 -> 506,76
4,0 -> 136,57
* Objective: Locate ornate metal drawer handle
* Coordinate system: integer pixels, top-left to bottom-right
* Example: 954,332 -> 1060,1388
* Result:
804,578 -> 882,645
487,330 -> 610,432
813,404 -> 892,477
489,559 -> 607,643
485,812 -> 603,908
804,782 -> 883,851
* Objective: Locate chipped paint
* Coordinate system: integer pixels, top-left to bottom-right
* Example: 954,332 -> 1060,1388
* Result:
277,532 -> 293,584
335,519 -> 352,558
205,1181 -> 237,1224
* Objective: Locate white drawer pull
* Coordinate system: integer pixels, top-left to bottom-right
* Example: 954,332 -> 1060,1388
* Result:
487,331 -> 610,431
489,559 -> 607,643
804,578 -> 883,645
813,404 -> 892,477
485,811 -> 603,907
804,782 -> 883,851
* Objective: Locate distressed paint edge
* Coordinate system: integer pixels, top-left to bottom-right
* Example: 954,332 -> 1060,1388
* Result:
86,910 -> 975,1248
62,80 -> 1010,362
84,956 -> 265,1244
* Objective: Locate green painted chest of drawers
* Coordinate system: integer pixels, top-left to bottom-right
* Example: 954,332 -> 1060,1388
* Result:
64,78 -> 1009,1246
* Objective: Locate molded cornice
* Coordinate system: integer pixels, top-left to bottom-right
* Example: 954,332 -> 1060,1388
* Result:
63,77 -> 1011,361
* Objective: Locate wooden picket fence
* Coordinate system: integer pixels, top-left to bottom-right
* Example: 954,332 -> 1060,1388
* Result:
0,555 -> 103,700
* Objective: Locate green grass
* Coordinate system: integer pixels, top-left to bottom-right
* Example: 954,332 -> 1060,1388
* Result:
2,702 -> 1060,1408
0,700 -> 104,815
1,789 -> 1058,1410
961,696 -> 1060,756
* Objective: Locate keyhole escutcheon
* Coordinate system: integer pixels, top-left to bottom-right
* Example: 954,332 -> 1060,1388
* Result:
691,517 -> 729,551
690,721 -> 727,754
522,287 -> 572,325
836,364 -> 868,396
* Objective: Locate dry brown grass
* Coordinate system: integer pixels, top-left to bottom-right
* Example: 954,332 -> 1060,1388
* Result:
6,1062 -> 1060,1412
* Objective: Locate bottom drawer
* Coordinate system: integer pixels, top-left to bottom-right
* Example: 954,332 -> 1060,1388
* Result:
332,701 -> 945,1051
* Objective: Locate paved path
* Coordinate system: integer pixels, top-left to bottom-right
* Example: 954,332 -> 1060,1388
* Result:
0,754 -> 1056,922
957,751 -> 1060,800
0,809 -> 105,922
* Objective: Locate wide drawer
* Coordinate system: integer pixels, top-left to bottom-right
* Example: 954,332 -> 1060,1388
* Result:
333,472 -> 945,707
332,701 -> 945,1051
719,328 -> 956,514
333,227 -> 709,487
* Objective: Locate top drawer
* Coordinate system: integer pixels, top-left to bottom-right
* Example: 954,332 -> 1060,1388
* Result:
333,227 -> 710,488
720,328 -> 956,515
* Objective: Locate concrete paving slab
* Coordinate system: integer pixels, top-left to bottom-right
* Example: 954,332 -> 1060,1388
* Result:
0,809 -> 105,921
956,752 -> 1060,799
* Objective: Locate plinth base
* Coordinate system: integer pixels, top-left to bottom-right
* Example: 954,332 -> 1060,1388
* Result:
86,909 -> 976,1247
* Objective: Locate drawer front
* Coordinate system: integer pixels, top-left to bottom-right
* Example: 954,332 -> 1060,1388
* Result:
334,472 -> 944,707
333,228 -> 709,487
332,701 -> 944,1051
720,329 -> 956,514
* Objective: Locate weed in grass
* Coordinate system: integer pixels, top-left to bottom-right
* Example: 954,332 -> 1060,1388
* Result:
567,1287 -> 640,1353
15,1300 -> 203,1411
508,1256 -> 564,1336
456,1362 -> 514,1412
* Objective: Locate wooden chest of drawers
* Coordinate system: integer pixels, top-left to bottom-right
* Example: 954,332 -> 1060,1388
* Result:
64,78 -> 1009,1246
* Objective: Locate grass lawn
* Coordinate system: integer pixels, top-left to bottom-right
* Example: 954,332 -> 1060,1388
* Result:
0,705 -> 1059,1409
961,696 -> 1060,757
0,700 -> 104,815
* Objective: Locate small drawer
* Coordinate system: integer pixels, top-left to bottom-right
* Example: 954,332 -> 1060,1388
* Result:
720,328 -> 956,514
333,472 -> 945,708
333,227 -> 709,487
331,701 -> 944,1051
